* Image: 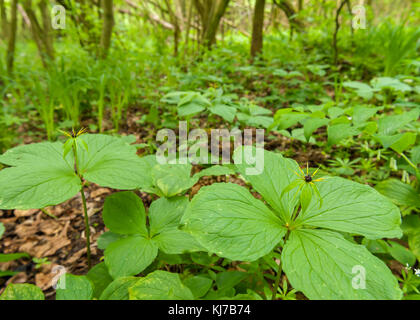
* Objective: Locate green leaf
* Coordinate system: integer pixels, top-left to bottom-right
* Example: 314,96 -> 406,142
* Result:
411,145 -> 420,165
97,231 -> 122,250
375,179 -> 420,208
152,163 -> 195,197
148,197 -> 203,253
100,277 -> 138,300
0,283 -> 44,300
86,262 -> 113,299
343,81 -> 374,100
377,109 -> 419,135
387,241 -> 416,266
0,252 -> 30,263
209,104 -> 236,122
233,146 -> 300,221
56,274 -> 94,300
184,183 -> 286,261
77,134 -> 149,190
129,271 -> 194,300
149,196 -> 189,235
282,229 -> 402,300
351,106 -> 381,125
371,77 -> 412,93
105,235 -> 158,278
408,231 -> 420,262
0,142 -> 81,209
327,123 -> 359,145
375,133 -> 417,153
296,177 -> 402,239
0,222 -> 5,239
153,229 -> 202,254
216,271 -> 248,290
183,276 -> 213,298
303,118 -> 329,142
102,191 -> 148,236
193,165 -> 235,180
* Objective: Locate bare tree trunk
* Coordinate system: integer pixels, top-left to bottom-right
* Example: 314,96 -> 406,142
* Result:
39,0 -> 54,60
100,0 -> 114,58
250,0 -> 265,61
0,0 -> 8,39
164,0 -> 180,56
332,0 -> 349,65
273,0 -> 304,33
204,0 -> 230,48
23,0 -> 54,67
184,0 -> 193,55
194,0 -> 230,49
6,0 -> 18,74
298,0 -> 303,11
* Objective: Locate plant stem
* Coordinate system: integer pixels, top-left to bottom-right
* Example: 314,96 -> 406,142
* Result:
271,259 -> 283,300
399,152 -> 418,173
40,208 -> 58,220
271,232 -> 290,300
80,185 -> 91,268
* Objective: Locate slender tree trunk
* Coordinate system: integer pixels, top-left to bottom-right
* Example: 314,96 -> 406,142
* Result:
164,0 -> 180,56
298,0 -> 303,11
273,0 -> 303,32
100,0 -> 114,58
6,0 -> 18,74
332,0 -> 349,65
184,0 -> 193,55
250,0 -> 265,61
194,0 -> 230,49
23,0 -> 54,67
0,0 -> 8,39
204,0 -> 230,48
39,0 -> 54,60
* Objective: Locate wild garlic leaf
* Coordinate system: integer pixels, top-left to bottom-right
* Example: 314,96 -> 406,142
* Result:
233,146 -> 300,221
282,229 -> 403,300
184,183 -> 286,261
129,271 -> 194,300
0,283 -> 45,300
295,176 -> 402,239
0,142 -> 81,209
56,274 -> 94,300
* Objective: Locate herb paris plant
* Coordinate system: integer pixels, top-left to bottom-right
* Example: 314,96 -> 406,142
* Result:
183,146 -> 403,299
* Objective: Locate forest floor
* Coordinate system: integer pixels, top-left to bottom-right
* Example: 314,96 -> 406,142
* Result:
0,98 -> 405,299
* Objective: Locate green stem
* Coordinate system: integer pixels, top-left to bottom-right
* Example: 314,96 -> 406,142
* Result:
271,232 -> 290,300
80,185 -> 91,268
271,258 -> 283,300
399,152 -> 418,173
72,138 -> 91,268
40,208 -> 58,220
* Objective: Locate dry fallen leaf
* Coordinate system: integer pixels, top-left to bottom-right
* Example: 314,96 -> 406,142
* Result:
14,209 -> 39,218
